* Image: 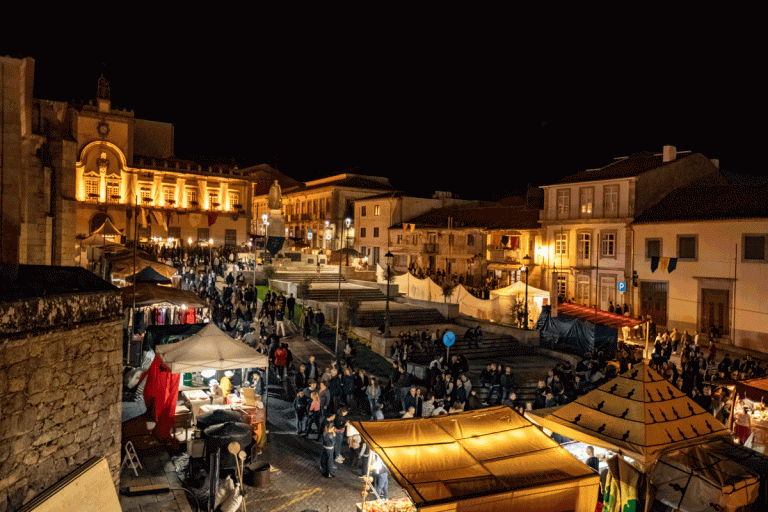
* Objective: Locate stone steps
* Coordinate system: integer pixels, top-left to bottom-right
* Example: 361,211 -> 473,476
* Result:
307,288 -> 386,302
357,308 -> 447,328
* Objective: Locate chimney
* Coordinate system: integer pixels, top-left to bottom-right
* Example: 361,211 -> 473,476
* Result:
662,145 -> 677,162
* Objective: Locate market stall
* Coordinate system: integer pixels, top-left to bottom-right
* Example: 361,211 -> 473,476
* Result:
527,362 -> 749,511
490,281 -> 550,327
350,406 -> 600,512
732,377 -> 768,444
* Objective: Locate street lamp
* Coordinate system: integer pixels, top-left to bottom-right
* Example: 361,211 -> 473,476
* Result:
262,213 -> 269,265
522,254 -> 532,330
344,217 -> 351,266
209,238 -> 214,274
384,251 -> 394,337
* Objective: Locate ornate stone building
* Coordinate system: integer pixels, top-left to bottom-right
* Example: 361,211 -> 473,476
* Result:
1,55 -> 262,269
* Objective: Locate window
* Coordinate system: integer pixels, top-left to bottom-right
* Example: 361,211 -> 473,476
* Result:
86,178 -> 100,198
529,236 -> 536,253
229,191 -> 240,208
225,229 -> 237,246
579,187 -> 593,217
604,185 -> 619,217
361,205 -> 367,217
374,205 -> 380,216
137,226 -> 151,242
397,234 -> 403,244
360,227 -> 366,238
208,192 -> 220,208
360,246 -> 366,257
467,234 -> 474,246
107,181 -> 120,202
186,188 -> 198,205
448,234 -> 455,246
164,187 -> 175,203
556,189 -> 570,219
555,232 -> 568,256
140,186 -> 152,203
557,275 -> 567,297
646,238 -> 661,259
743,235 -> 767,262
678,235 -> 697,260
197,228 -> 210,242
577,232 -> 591,260
167,227 -> 181,240
600,232 -> 616,257
373,227 -> 379,238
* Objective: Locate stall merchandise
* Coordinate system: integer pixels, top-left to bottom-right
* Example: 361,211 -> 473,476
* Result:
351,406 -> 599,512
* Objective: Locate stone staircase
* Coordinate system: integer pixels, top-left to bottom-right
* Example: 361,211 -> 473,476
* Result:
272,271 -> 343,284
357,308 -> 447,328
306,287 -> 387,303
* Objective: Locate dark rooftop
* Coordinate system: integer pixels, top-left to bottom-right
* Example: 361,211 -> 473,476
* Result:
553,151 -> 695,185
633,171 -> 768,224
397,203 -> 541,230
0,264 -> 117,302
277,174 -> 396,196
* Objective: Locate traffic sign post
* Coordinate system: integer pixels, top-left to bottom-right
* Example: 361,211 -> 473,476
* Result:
443,331 -> 455,361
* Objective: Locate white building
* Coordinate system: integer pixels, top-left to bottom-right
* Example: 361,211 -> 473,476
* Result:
539,146 -> 719,313
631,171 -> 768,351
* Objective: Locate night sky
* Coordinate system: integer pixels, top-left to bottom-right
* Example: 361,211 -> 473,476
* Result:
7,29 -> 762,202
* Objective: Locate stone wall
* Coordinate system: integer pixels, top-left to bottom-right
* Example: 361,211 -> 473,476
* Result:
0,292 -> 123,512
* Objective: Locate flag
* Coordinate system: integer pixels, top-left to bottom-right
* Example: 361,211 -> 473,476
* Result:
403,223 -> 408,231
152,210 -> 167,231
188,213 -> 201,228
659,257 -> 670,272
667,257 -> 678,273
409,223 -> 415,232
140,207 -> 148,228
650,256 -> 659,273
208,212 -> 218,227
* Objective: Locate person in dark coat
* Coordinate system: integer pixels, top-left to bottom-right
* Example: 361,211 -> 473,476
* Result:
320,422 -> 336,478
286,293 -> 296,320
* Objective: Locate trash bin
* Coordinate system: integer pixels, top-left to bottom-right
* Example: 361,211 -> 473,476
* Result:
248,462 -> 270,488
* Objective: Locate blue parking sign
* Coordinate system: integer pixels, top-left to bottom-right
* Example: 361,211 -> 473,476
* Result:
618,281 -> 626,292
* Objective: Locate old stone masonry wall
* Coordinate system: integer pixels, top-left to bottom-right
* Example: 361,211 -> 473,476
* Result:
0,314 -> 123,512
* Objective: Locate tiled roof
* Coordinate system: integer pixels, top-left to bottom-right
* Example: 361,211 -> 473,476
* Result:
280,175 -> 396,196
553,151 -> 695,185
633,171 -> 768,224
397,204 -> 541,230
0,264 -> 117,302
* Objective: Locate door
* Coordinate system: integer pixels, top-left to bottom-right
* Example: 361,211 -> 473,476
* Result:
372,246 -> 380,267
600,275 -> 616,311
640,281 -> 668,327
701,289 -> 729,335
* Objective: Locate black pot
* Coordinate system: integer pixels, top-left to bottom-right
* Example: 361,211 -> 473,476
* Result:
203,421 -> 252,469
197,409 -> 244,431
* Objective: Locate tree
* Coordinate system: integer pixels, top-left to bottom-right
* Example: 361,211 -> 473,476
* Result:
262,264 -> 276,286
297,277 -> 312,305
345,296 -> 362,327
441,282 -> 455,303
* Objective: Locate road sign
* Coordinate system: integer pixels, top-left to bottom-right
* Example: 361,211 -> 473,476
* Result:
443,331 -> 455,347
618,281 -> 626,292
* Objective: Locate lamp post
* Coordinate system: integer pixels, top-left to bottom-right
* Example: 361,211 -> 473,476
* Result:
344,217 -> 351,265
522,254 -> 532,330
384,251 -> 394,337
209,238 -> 214,275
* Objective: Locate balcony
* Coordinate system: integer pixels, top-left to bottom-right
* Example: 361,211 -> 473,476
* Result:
487,247 -> 520,263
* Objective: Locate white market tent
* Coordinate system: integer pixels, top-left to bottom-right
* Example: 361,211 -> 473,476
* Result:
155,323 -> 268,373
351,406 -> 600,512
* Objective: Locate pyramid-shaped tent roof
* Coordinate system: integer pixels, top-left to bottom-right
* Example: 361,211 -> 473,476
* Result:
155,323 -> 268,373
126,265 -> 172,284
530,362 -> 730,468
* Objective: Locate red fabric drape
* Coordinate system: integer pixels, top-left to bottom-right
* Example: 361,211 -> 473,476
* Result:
142,354 -> 180,441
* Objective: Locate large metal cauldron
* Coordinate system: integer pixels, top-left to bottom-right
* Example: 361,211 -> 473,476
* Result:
196,409 -> 244,431
203,421 -> 252,470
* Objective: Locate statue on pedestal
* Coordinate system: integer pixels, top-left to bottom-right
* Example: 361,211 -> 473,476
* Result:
268,180 -> 282,211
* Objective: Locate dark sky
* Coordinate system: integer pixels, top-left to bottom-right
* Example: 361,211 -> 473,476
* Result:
8,28 -> 763,201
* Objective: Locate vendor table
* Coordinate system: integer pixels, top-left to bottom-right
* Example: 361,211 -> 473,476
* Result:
182,389 -> 211,420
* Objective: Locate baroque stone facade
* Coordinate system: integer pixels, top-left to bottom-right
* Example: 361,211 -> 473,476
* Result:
0,286 -> 123,512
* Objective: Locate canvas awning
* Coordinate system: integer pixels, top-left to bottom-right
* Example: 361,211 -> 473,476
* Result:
652,440 -> 760,512
528,362 -> 731,469
109,255 -> 177,280
557,302 -> 642,329
351,406 -> 600,512
120,283 -> 206,308
490,281 -> 550,299
155,323 -> 268,373
126,265 -> 172,284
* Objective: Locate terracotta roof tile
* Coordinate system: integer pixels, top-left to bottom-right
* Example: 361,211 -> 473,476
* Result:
554,152 -> 695,184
